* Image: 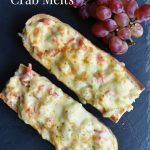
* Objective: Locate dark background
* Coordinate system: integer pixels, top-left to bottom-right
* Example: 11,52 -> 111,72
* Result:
0,0 -> 150,150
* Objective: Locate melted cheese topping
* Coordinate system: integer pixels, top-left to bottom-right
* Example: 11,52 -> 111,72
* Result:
3,65 -> 117,150
22,14 -> 144,122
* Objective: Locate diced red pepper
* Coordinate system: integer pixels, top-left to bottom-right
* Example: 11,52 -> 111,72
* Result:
41,18 -> 51,25
97,54 -> 104,62
53,92 -> 59,98
94,129 -> 104,134
78,37 -> 84,47
47,88 -> 51,95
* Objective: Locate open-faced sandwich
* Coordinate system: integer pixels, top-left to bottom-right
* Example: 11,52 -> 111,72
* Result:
21,14 -> 145,122
0,64 -> 118,150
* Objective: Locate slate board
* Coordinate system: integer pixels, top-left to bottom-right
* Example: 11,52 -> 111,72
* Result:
0,0 -> 150,150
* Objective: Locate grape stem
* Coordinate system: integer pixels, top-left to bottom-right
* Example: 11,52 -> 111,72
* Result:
84,0 -> 92,5
129,21 -> 136,26
127,38 -> 136,47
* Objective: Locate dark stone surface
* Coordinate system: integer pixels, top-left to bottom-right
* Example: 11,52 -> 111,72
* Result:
0,1 -> 149,150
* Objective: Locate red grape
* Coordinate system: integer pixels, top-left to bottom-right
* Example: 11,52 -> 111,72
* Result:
125,0 -> 138,18
96,0 -> 108,5
92,23 -> 109,37
70,0 -> 84,8
109,36 -> 128,54
109,0 -> 124,14
135,4 -> 150,22
117,27 -> 131,40
114,13 -> 130,27
96,6 -> 112,21
109,36 -> 122,52
119,41 -> 128,54
130,23 -> 143,38
103,19 -> 117,32
79,5 -> 89,19
121,0 -> 131,7
88,2 -> 98,18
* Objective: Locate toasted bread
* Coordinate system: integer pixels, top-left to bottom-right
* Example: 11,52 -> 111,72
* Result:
0,64 -> 118,150
21,14 -> 144,122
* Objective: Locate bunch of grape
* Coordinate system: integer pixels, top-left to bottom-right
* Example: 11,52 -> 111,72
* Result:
70,0 -> 150,55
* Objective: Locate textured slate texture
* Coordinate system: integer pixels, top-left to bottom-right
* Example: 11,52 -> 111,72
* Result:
0,0 -> 150,150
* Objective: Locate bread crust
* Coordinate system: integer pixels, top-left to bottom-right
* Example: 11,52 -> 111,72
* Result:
0,64 -> 27,113
0,93 -> 17,112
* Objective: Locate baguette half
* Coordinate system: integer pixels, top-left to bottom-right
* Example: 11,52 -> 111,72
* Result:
21,14 -> 144,122
0,64 -> 118,150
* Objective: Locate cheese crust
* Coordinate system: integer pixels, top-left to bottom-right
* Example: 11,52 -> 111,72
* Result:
21,14 -> 144,122
0,64 -> 118,150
